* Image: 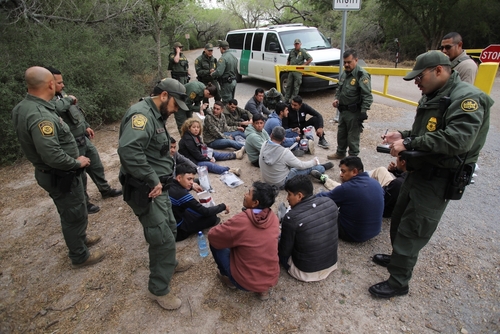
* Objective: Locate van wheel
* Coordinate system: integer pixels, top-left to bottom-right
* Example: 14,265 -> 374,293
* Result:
236,73 -> 242,83
279,74 -> 288,95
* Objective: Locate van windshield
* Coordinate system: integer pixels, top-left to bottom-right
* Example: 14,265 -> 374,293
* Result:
279,29 -> 331,52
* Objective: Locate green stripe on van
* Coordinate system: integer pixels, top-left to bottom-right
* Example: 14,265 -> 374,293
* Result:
240,50 -> 251,76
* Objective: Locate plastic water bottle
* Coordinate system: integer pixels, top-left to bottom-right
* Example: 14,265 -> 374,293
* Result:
197,231 -> 209,257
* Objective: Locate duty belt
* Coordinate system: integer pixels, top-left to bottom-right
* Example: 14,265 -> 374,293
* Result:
338,103 -> 359,112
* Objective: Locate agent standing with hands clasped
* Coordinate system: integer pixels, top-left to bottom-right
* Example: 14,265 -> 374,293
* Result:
284,39 -> 312,102
369,51 -> 493,299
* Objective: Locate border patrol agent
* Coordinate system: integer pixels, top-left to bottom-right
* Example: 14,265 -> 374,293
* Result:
329,49 -> 373,159
169,42 -> 189,84
174,81 -> 217,134
47,67 -> 122,214
211,40 -> 238,104
118,78 -> 192,310
284,39 -> 312,102
369,51 -> 494,298
12,67 -> 105,269
195,43 -> 221,102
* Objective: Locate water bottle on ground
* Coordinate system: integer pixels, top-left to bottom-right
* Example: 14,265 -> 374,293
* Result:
197,231 -> 209,257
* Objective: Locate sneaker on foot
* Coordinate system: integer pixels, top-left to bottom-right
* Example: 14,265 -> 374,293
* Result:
87,203 -> 100,214
101,188 -> 123,199
235,146 -> 245,160
85,235 -> 102,248
292,149 -> 305,157
72,250 -> 106,269
327,153 -> 346,160
256,290 -> 270,301
148,292 -> 182,310
174,258 -> 193,273
310,170 -> 324,181
308,140 -> 315,155
321,162 -> 334,170
229,167 -> 241,176
318,136 -> 330,149
217,273 -> 236,289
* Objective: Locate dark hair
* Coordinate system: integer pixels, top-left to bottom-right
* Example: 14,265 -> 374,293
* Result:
228,99 -> 238,105
176,164 -> 197,176
291,95 -> 302,104
343,49 -> 357,59
442,32 -> 462,44
45,66 -> 61,75
252,181 -> 278,209
252,113 -> 265,122
205,82 -> 218,96
275,102 -> 288,115
214,101 -> 225,109
339,156 -> 364,172
254,88 -> 265,96
170,137 -> 177,144
285,175 -> 313,198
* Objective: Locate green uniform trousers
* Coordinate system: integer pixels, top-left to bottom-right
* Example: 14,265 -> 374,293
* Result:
35,169 -> 90,264
174,110 -> 193,134
79,138 -> 111,204
336,110 -> 362,156
387,170 -> 449,288
127,192 -> 178,296
285,72 -> 302,101
220,81 -> 236,104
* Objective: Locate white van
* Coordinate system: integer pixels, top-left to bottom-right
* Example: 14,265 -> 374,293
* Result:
225,23 -> 341,92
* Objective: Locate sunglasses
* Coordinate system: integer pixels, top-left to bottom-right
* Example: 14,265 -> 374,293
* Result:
439,44 -> 455,51
414,67 -> 436,82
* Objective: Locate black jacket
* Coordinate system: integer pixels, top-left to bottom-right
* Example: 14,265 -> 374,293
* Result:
382,171 -> 407,218
284,103 -> 324,130
178,132 -> 210,164
279,195 -> 338,272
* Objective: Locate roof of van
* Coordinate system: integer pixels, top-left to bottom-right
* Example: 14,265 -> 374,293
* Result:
227,24 -> 317,33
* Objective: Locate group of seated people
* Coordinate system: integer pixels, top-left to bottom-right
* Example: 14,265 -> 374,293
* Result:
170,84 -> 407,300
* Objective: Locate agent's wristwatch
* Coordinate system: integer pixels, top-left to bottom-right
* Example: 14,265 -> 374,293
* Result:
403,137 -> 413,150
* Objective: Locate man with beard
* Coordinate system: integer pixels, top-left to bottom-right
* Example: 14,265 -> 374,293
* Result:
118,78 -> 192,310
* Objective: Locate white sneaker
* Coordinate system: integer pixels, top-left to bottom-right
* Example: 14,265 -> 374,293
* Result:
229,167 -> 241,176
235,147 -> 245,160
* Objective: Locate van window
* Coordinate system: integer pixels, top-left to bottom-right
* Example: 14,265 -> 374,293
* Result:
264,33 -> 282,53
244,33 -> 253,50
279,29 -> 331,52
227,33 -> 245,50
252,32 -> 263,51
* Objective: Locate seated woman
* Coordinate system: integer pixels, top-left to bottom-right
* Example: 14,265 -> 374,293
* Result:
178,118 -> 244,175
203,101 -> 246,150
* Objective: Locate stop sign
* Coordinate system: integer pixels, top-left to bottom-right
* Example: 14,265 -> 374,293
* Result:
480,44 -> 500,63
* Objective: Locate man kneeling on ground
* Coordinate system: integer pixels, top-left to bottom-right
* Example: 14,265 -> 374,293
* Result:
169,164 -> 229,241
208,181 -> 280,300
279,175 -> 338,282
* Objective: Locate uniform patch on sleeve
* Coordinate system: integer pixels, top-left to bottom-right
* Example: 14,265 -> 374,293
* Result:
350,78 -> 356,85
189,92 -> 197,100
131,114 -> 147,130
218,58 -> 224,63
362,78 -> 369,84
461,99 -> 479,112
195,59 -> 199,65
38,121 -> 54,137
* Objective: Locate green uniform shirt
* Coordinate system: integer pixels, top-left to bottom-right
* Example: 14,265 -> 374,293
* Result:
335,65 -> 373,112
287,48 -> 312,66
12,94 -> 81,171
168,52 -> 189,75
184,81 -> 206,113
51,91 -> 89,138
118,97 -> 173,188
195,52 -> 217,84
400,72 -> 493,169
211,51 -> 238,80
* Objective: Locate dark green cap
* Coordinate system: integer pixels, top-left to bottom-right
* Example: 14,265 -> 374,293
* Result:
205,43 -> 214,51
219,40 -> 229,48
173,42 -> 183,48
403,51 -> 451,81
154,78 -> 188,110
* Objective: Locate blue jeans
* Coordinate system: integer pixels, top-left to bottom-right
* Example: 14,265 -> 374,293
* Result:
209,245 -> 247,291
208,138 -> 244,150
197,151 -> 234,174
285,165 -> 325,183
224,130 -> 246,139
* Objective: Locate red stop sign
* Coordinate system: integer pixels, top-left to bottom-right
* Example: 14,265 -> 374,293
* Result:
480,44 -> 500,63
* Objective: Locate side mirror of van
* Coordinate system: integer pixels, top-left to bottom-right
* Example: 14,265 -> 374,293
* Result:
327,37 -> 332,46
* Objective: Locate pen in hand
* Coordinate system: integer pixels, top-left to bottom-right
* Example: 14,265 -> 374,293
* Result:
382,129 -> 388,140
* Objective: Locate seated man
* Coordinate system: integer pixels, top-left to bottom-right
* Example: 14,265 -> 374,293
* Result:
259,127 -> 333,189
208,181 -> 280,300
279,175 -> 339,282
204,101 -> 246,150
263,87 -> 284,111
264,102 -> 304,150
223,99 -> 253,128
244,114 -> 269,167
169,164 -> 229,241
245,88 -> 271,119
370,156 -> 407,218
285,95 -> 330,149
316,156 -> 384,242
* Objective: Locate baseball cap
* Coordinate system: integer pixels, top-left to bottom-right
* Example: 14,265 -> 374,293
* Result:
219,40 -> 229,48
205,43 -> 214,51
173,42 -> 183,48
403,50 -> 451,81
294,39 -> 301,44
154,78 -> 188,110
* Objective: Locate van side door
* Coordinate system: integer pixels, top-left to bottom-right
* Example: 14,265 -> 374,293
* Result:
262,32 -> 284,82
249,32 -> 264,80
